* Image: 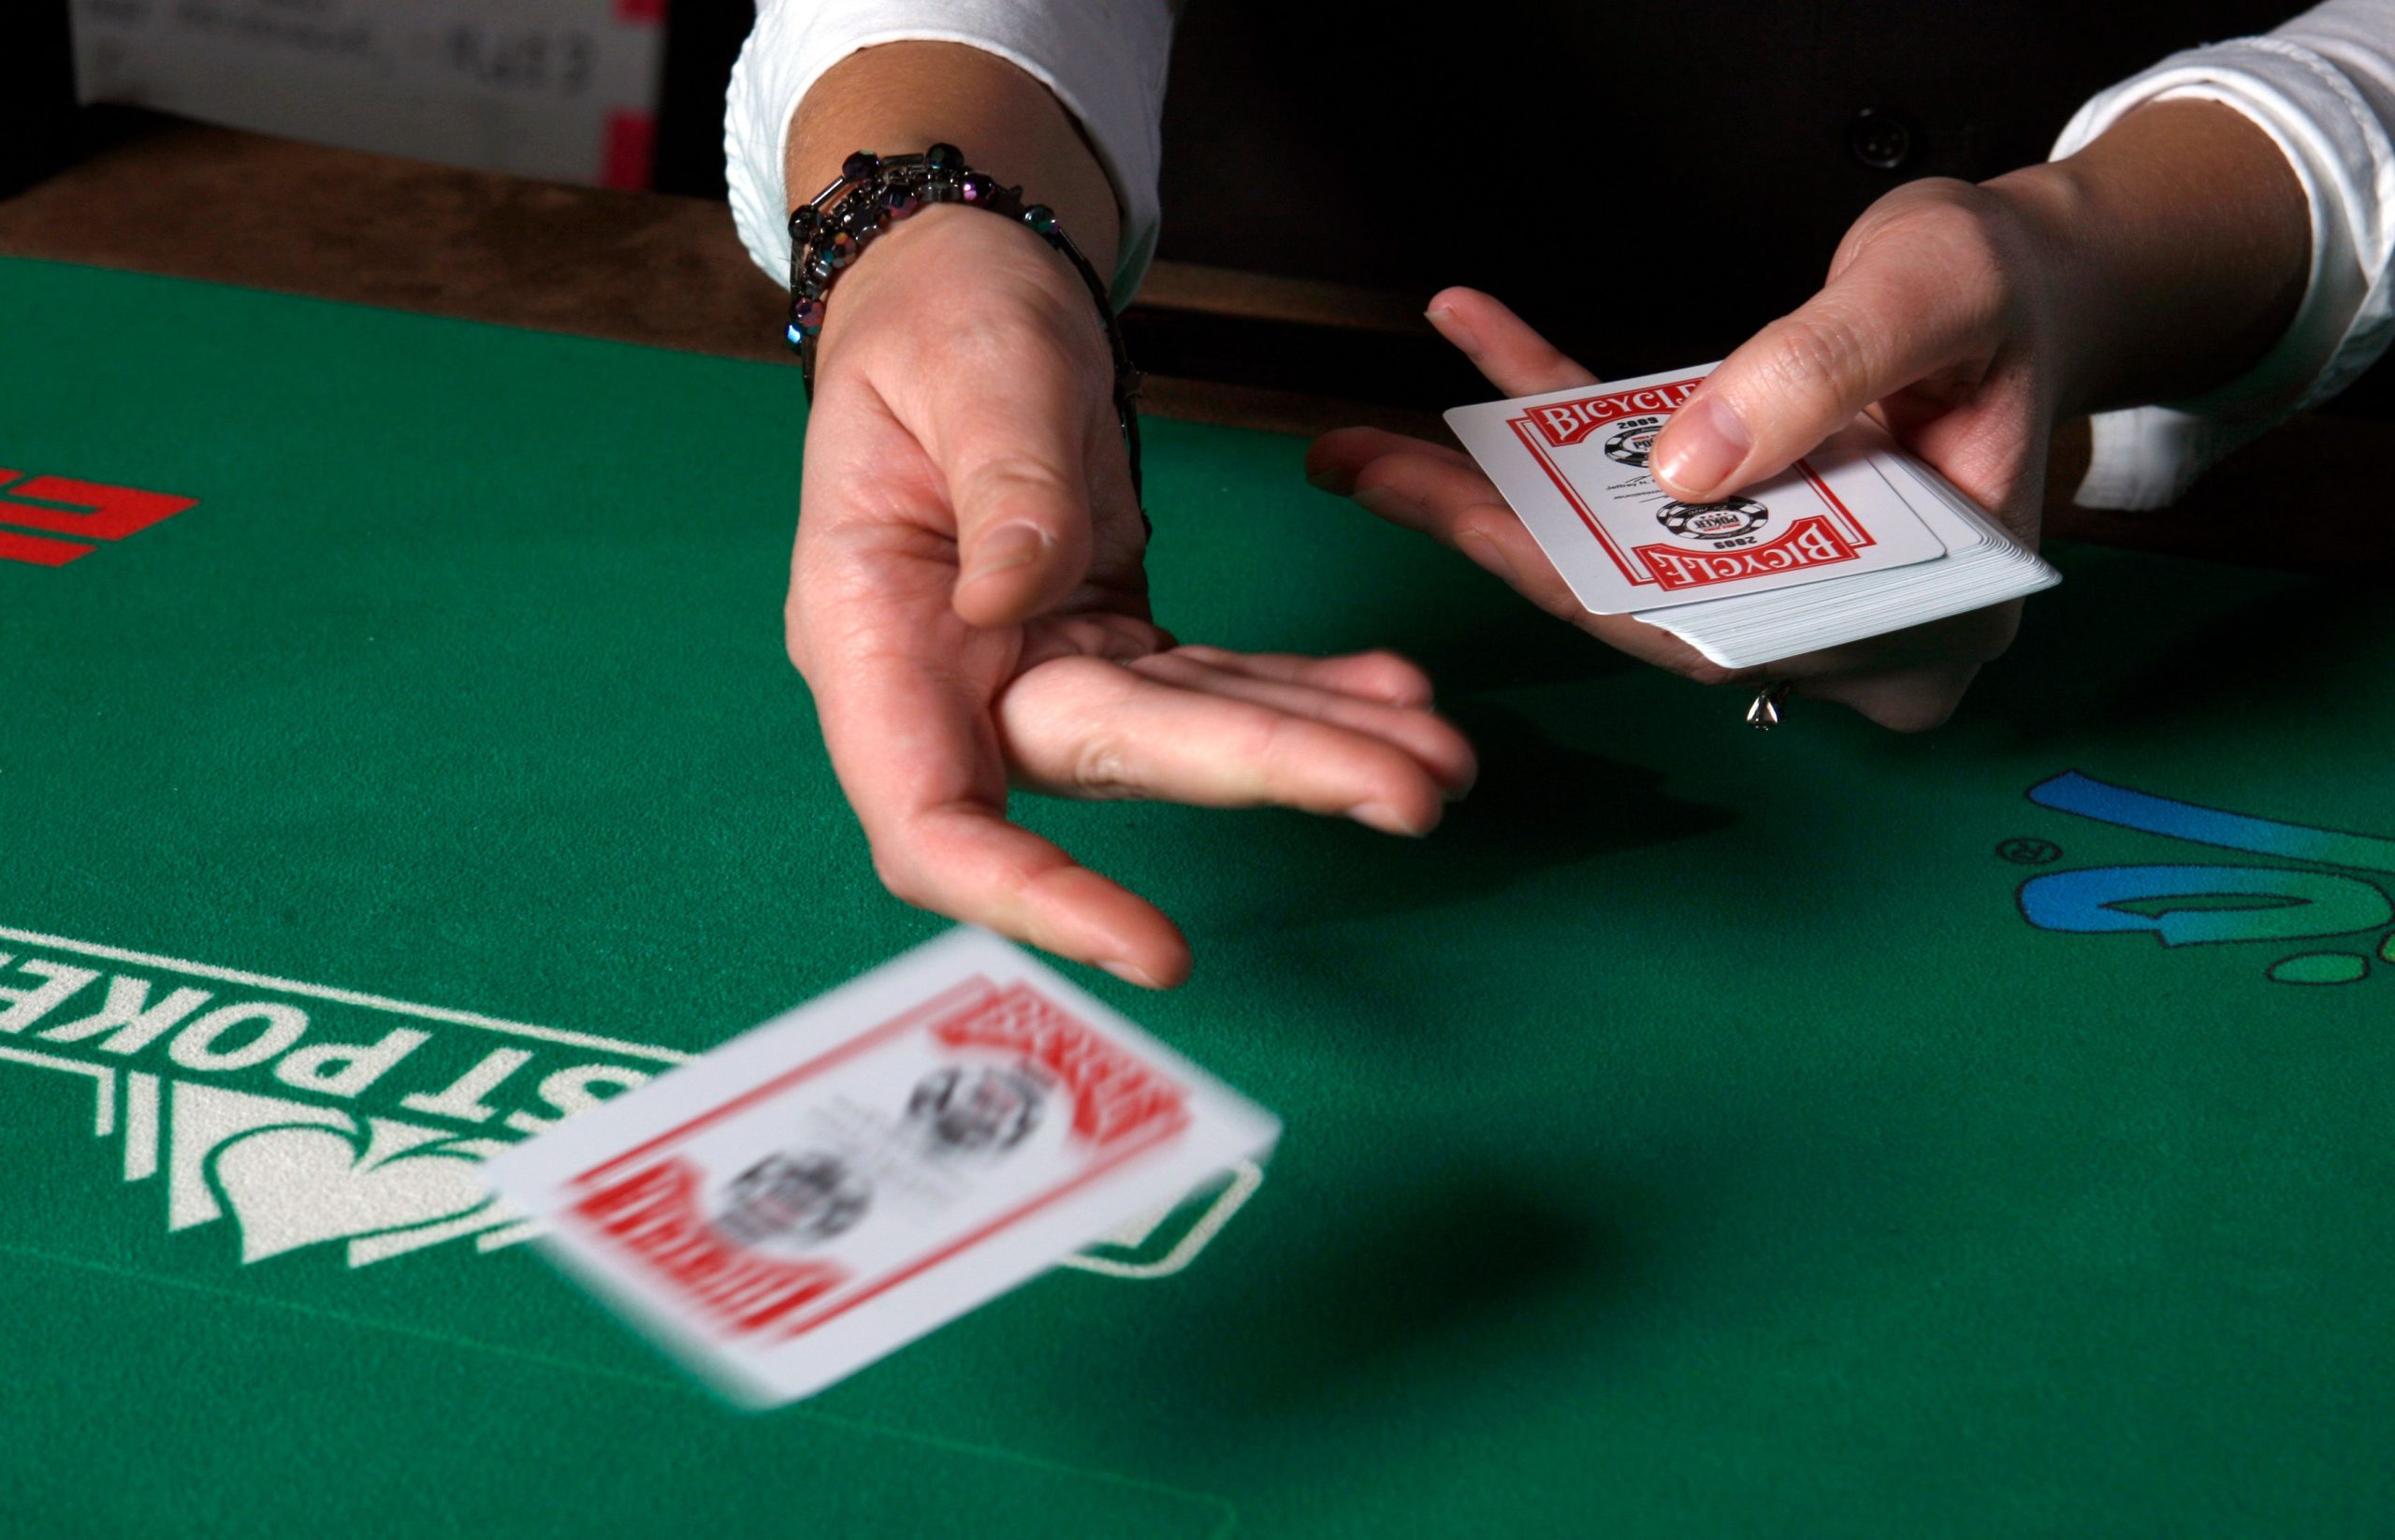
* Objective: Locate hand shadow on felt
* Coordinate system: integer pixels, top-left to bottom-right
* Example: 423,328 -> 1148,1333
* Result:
1350,559 -> 1649,701
1210,701 -> 1736,937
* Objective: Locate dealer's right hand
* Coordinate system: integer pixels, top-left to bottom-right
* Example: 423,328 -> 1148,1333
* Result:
788,200 -> 1474,989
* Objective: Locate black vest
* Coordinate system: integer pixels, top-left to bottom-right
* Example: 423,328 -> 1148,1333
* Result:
1158,2 -> 2302,373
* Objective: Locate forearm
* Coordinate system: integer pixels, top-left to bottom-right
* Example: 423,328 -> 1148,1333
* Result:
1998,99 -> 2309,418
786,41 -> 1120,279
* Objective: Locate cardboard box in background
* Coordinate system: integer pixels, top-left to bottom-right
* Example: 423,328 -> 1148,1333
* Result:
72,0 -> 669,188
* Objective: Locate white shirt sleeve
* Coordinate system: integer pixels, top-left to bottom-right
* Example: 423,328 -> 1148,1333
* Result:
2051,0 -> 2395,510
723,0 -> 1173,310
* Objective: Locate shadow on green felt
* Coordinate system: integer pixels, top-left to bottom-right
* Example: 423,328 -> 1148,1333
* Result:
1340,543 -> 1649,701
1023,697 -> 1738,1043
1976,556 -> 2373,744
1023,1154 -> 1626,1452
1047,1116 -> 1816,1464
1191,703 -> 1735,946
1375,540 -> 2379,763
1191,1167 -> 1610,1402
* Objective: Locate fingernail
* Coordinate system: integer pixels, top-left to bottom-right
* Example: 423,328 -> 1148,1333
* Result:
1099,959 -> 1162,989
961,523 -> 1047,587
1353,487 -> 1424,529
1455,529 -> 1517,586
1350,800 -> 1431,837
1652,395 -> 1750,500
1426,305 -> 1478,353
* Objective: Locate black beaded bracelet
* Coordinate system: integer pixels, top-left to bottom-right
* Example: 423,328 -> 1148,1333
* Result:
785,144 -> 1145,504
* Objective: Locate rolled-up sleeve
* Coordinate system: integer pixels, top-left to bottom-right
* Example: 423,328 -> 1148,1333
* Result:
724,0 -> 1174,309
2051,0 -> 2395,509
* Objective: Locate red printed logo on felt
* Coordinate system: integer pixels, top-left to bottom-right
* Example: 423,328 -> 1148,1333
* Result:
0,469 -> 197,568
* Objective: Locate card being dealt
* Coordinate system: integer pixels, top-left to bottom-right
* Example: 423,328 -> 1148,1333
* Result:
484,928 -> 1280,1407
1444,365 -> 1948,615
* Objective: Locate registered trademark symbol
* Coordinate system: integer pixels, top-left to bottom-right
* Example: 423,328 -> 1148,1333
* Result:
1996,836 -> 2062,865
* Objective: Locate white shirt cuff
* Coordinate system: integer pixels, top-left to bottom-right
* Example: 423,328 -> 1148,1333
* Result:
724,0 -> 1173,311
2052,4 -> 2395,508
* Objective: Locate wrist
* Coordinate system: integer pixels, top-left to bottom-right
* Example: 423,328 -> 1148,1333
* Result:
787,42 -> 1121,278
786,146 -> 1147,506
1993,98 -> 2308,416
1978,160 -> 2110,422
813,202 -> 1110,382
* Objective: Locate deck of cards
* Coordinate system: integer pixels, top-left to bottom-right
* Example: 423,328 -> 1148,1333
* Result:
484,929 -> 1279,1406
1444,364 -> 2060,667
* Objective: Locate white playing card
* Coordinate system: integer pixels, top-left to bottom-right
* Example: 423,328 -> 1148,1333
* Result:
483,928 -> 1280,1407
1444,365 -> 1949,616
1637,424 -> 2058,667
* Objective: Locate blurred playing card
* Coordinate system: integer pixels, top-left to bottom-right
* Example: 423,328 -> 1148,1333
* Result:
485,928 -> 1279,1406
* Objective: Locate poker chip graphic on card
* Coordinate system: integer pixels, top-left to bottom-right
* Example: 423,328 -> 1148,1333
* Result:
1604,415 -> 1664,467
1657,496 -> 1770,545
908,1063 -> 1048,1158
716,1153 -> 875,1248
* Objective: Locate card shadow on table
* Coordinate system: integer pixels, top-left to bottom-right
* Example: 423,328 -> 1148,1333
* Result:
1086,1126 -> 1811,1457
1070,1156 -> 1620,1436
1040,1045 -> 1959,1466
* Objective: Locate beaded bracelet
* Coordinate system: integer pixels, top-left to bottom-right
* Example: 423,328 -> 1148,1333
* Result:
785,144 -> 1145,503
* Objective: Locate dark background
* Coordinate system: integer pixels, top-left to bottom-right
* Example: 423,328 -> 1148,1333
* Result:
0,3 -> 78,200
651,0 -> 2377,414
1139,1 -> 2295,372
9,1 -> 2380,417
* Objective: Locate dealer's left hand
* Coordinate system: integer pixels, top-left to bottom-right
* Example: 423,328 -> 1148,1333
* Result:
1309,176 -> 2070,731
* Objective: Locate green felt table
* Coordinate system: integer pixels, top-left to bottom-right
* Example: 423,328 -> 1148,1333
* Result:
3,256 -> 2391,1538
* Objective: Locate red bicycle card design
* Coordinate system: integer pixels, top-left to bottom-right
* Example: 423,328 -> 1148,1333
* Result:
1444,365 -> 1948,615
486,929 -> 1278,1405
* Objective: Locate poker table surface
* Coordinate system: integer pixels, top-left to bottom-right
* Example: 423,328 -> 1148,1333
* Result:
4,254 -> 2391,1539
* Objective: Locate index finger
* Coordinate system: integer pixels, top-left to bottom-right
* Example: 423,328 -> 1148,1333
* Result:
809,616 -> 1192,988
1425,286 -> 1602,396
792,400 -> 1189,987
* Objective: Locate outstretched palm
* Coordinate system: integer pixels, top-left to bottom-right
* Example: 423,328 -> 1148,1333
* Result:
789,210 -> 1473,987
